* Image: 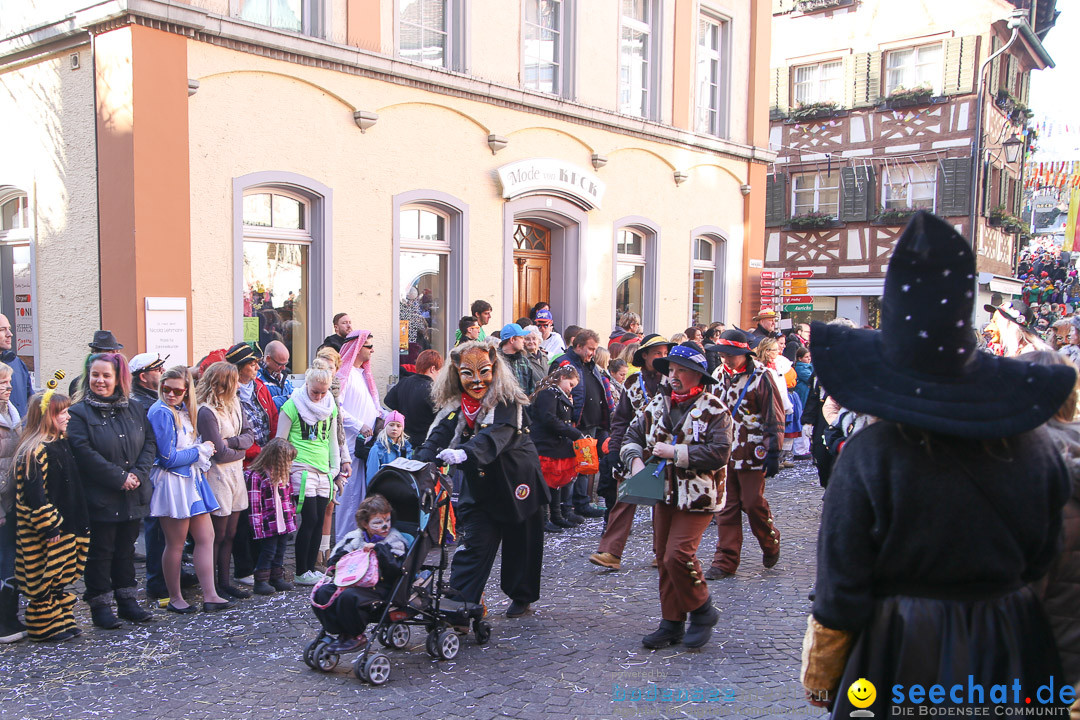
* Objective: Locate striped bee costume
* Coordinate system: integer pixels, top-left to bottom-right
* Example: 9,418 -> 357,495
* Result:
15,440 -> 89,640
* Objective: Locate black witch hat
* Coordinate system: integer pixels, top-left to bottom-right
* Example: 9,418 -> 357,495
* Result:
810,211 -> 1075,439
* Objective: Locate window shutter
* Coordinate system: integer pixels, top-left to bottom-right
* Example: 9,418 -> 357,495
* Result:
944,36 -> 978,95
1020,72 -> 1030,104
988,36 -> 1000,92
840,166 -> 874,222
842,54 -> 856,108
771,66 -> 789,113
936,157 -> 972,217
852,52 -> 882,108
765,174 -> 788,226
866,50 -> 882,104
1006,55 -> 1018,95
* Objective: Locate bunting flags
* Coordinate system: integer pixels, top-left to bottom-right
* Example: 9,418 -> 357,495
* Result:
1025,160 -> 1080,191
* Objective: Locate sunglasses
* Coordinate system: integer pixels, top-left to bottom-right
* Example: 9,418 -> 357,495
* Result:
363,345 -> 374,350
161,386 -> 187,397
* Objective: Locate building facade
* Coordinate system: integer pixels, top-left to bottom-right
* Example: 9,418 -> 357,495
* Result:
0,0 -> 773,388
764,0 -> 1055,327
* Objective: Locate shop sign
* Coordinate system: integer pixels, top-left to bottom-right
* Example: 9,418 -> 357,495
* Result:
497,158 -> 607,210
146,297 -> 188,366
13,261 -> 33,358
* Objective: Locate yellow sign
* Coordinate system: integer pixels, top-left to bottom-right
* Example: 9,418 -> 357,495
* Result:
847,678 -> 876,709
784,280 -> 809,292
1065,189 -> 1079,252
400,320 -> 410,351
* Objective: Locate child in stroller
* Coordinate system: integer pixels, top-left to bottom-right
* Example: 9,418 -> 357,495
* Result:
311,494 -> 405,654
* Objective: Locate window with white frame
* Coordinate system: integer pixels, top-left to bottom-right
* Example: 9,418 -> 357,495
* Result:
792,60 -> 843,106
524,0 -> 574,96
882,162 -> 936,212
619,0 -> 659,119
242,191 -> 312,374
0,190 -> 34,370
399,0 -> 463,70
399,207 -> 450,359
885,43 -> 943,96
695,14 -> 726,136
616,228 -> 647,320
691,237 -> 716,326
236,0 -> 324,36
792,172 -> 840,217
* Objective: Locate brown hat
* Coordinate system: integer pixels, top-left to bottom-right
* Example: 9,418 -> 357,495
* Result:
753,309 -> 778,322
225,342 -> 259,367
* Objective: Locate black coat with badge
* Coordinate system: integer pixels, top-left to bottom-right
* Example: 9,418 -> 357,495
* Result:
417,400 -> 550,523
528,387 -> 583,459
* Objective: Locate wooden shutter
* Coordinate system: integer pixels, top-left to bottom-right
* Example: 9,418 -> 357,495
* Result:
842,54 -> 856,108
851,51 -> 882,108
840,166 -> 875,222
988,36 -> 1000,92
765,174 -> 788,226
936,157 -> 972,217
944,35 -> 978,95
770,66 -> 790,113
1005,55 -> 1018,96
1020,72 -> 1030,104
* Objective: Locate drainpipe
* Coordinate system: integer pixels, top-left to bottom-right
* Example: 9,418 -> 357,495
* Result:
969,9 -> 1028,324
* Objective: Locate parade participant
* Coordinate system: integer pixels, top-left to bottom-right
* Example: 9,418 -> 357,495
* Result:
68,353 -> 157,628
529,365 -> 584,532
534,309 -> 566,357
147,366 -> 232,613
1062,317 -> 1080,367
319,313 -> 352,354
335,330 -> 379,535
984,299 -> 1051,357
417,341 -> 548,618
257,341 -> 294,409
621,343 -> 731,648
128,353 -> 166,411
196,362 -> 254,600
277,364 -> 341,585
0,361 -> 24,642
801,212 -> 1074,717
589,334 -> 673,570
246,438 -> 298,595
365,411 -> 412,482
311,351 -> 351,563
706,329 -> 784,579
750,309 -> 780,348
13,389 -> 89,640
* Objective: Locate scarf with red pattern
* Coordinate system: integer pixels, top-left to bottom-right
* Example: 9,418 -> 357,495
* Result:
670,385 -> 704,406
461,394 -> 482,428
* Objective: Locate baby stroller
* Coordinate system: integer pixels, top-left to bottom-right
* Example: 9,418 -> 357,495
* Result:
302,458 -> 490,685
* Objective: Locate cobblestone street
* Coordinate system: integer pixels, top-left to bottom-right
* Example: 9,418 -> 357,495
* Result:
1,462 -> 828,720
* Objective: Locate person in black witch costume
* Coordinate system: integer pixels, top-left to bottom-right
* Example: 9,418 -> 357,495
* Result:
800,211 -> 1075,717
416,341 -> 549,619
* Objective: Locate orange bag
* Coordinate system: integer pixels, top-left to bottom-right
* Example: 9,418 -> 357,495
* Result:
573,437 -> 600,475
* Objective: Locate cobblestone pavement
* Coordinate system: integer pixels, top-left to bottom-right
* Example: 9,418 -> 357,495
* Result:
1,462 -> 829,720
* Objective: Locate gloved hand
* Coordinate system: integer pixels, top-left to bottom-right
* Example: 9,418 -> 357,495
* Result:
436,448 -> 468,466
195,442 -> 214,472
764,451 -> 780,478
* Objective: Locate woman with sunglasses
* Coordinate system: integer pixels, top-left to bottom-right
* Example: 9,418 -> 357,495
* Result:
334,330 -> 379,537
146,366 -> 233,613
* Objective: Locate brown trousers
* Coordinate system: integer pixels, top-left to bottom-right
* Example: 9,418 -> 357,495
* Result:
597,499 -> 644,557
653,503 -> 713,621
712,468 -> 779,572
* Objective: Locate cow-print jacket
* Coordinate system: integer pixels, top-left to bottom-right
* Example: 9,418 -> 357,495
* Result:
621,385 -> 732,512
712,357 -> 784,471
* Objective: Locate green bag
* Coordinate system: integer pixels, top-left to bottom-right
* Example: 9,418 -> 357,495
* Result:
617,460 -> 668,506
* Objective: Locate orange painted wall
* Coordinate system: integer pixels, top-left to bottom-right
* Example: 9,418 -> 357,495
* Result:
348,0 -> 383,53
740,0 -> 772,329
96,24 -> 192,358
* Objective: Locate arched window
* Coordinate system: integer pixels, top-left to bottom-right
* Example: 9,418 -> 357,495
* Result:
0,188 -> 35,370
690,227 -> 727,326
614,218 -> 659,331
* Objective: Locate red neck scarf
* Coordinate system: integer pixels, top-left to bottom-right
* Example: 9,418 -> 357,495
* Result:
461,394 -> 482,428
670,385 -> 704,405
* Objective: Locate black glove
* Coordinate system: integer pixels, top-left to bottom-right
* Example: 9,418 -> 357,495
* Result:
763,452 -> 780,478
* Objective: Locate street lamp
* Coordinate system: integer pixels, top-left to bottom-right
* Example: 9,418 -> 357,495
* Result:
1003,135 -> 1023,164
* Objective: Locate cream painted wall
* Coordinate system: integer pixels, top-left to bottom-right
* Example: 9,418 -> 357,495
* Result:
465,0 -> 520,86
187,42 -> 749,390
703,0 -> 752,144
0,46 -> 101,380
574,0 -> 621,111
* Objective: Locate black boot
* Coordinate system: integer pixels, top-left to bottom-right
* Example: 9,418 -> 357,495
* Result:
88,595 -> 123,630
642,619 -> 685,649
549,502 -> 574,529
0,580 -> 27,643
563,506 -> 585,526
252,569 -> 275,596
114,588 -> 153,623
543,505 -> 563,534
269,567 -> 293,592
683,597 -> 720,649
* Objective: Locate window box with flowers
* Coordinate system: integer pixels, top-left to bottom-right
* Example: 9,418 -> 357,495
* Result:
994,89 -> 1033,125
872,207 -> 917,226
883,85 -> 938,110
786,212 -> 839,230
988,206 -> 1023,233
786,101 -> 846,123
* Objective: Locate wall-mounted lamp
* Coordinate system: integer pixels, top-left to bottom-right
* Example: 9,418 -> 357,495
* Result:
591,153 -> 608,170
740,184 -> 752,196
488,134 -> 509,154
1003,135 -> 1023,164
674,171 -> 688,186
187,79 -> 200,96
353,110 -> 379,133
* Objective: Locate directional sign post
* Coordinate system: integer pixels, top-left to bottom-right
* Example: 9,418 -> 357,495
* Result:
783,303 -> 814,312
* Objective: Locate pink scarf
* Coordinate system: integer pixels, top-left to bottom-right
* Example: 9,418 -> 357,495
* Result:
337,329 -> 380,410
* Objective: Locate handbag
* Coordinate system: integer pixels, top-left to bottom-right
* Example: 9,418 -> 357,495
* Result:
617,459 -> 667,506
309,545 -> 380,609
573,437 -> 600,475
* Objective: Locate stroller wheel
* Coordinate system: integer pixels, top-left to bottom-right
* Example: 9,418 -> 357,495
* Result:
313,642 -> 340,672
474,620 -> 492,646
360,653 -> 391,685
425,631 -> 440,659
381,623 -> 411,649
304,638 -> 328,670
436,629 -> 460,660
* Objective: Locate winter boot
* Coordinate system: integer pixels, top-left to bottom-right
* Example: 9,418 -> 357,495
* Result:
269,567 -> 293,592
0,579 -> 27,643
543,505 -> 563,534
252,569 -> 275,596
683,597 -> 720,649
549,502 -> 574,529
114,588 -> 153,623
642,619 -> 685,649
88,594 -> 123,629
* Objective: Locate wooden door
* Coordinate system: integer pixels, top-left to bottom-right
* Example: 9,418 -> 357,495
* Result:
512,222 -> 551,321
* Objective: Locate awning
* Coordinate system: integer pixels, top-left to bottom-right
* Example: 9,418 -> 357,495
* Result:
978,272 -> 1023,296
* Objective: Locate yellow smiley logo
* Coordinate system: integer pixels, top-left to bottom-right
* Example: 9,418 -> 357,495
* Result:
847,678 -> 876,709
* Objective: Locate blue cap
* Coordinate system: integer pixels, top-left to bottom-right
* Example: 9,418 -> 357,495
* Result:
653,343 -> 717,384
500,323 -> 529,340
535,308 -> 554,323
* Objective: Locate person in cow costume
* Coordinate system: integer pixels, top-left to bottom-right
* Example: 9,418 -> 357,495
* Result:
417,342 -> 549,619
621,343 -> 732,649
